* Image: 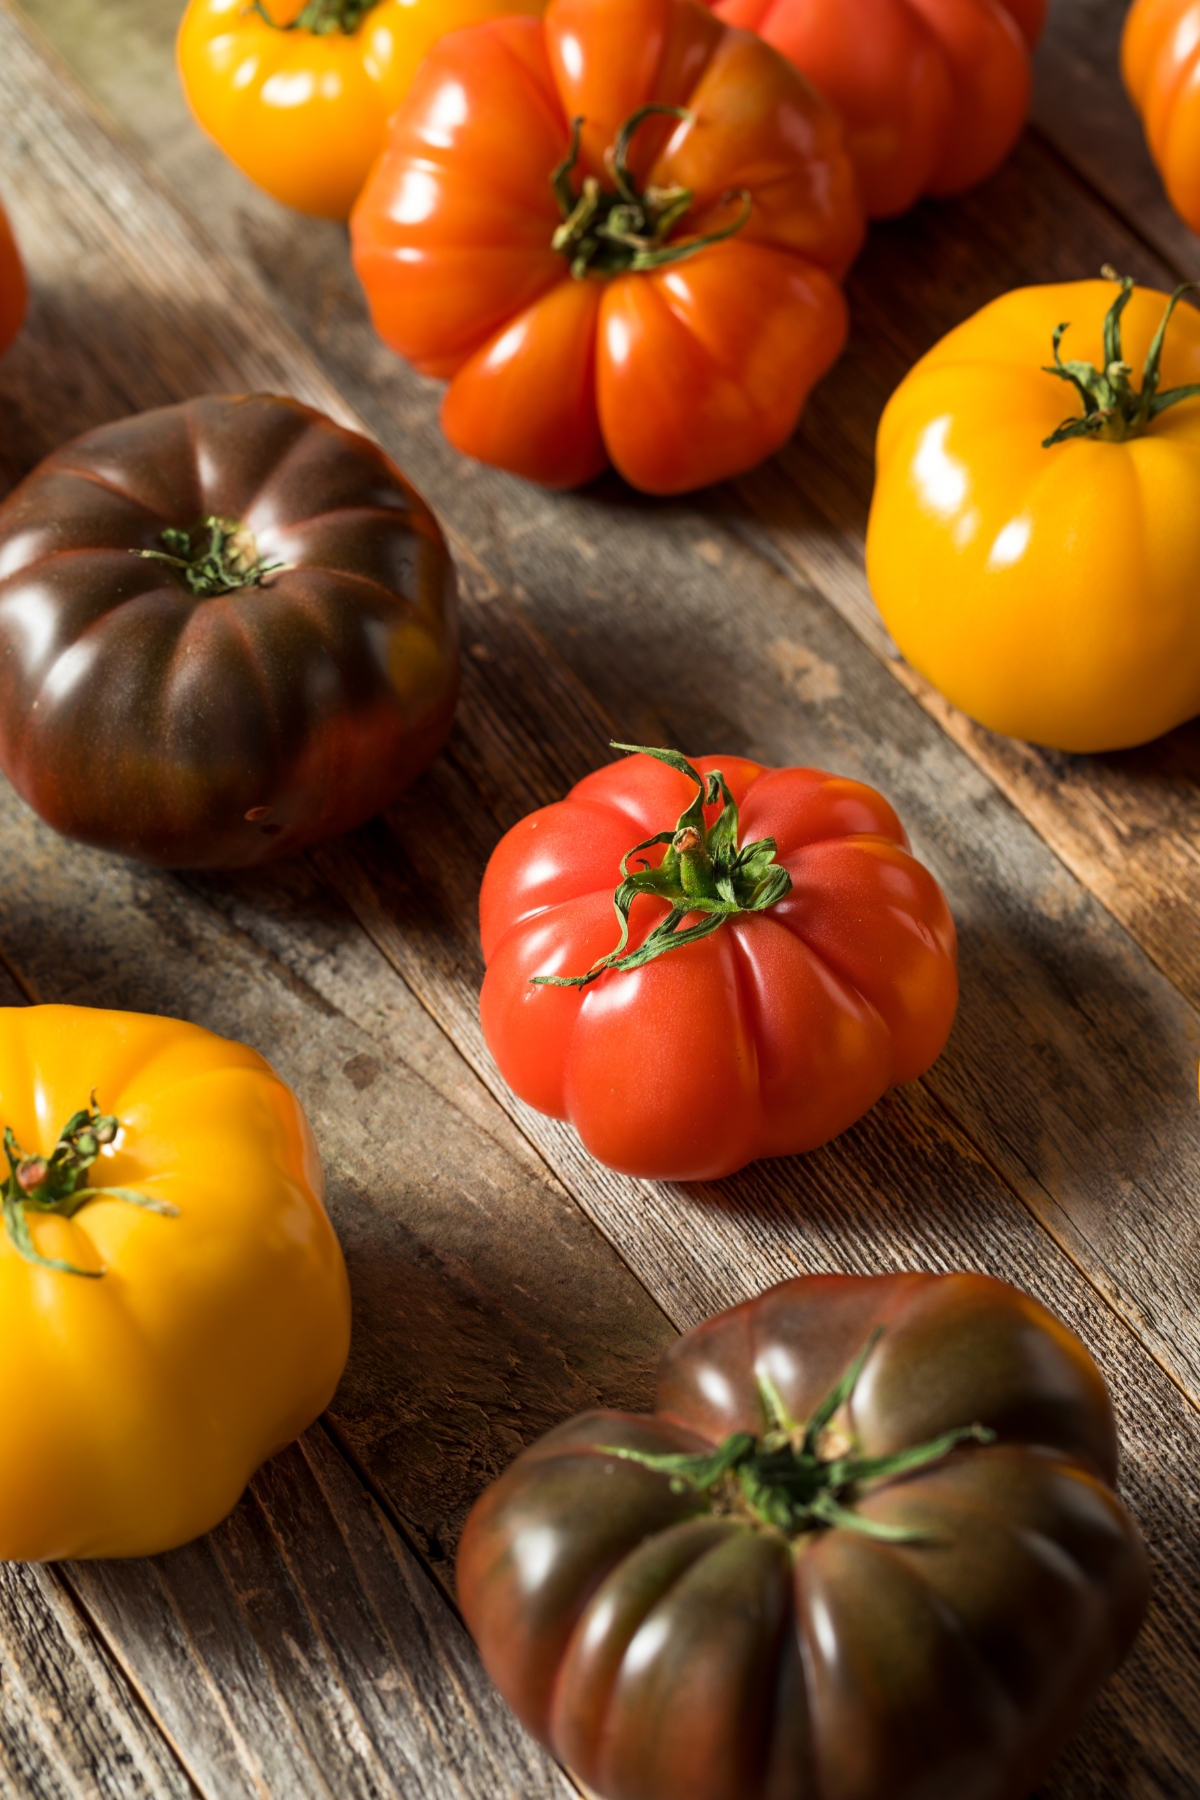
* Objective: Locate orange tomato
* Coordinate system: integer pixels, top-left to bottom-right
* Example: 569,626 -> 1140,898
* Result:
1123,0 -> 1200,233
350,0 -> 863,493
712,0 -> 1044,217
176,0 -> 544,219
0,200 -> 27,355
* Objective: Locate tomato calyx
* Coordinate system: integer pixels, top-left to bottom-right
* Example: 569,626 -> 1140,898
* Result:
1042,266 -> 1200,446
551,107 -> 751,281
246,0 -> 380,35
532,744 -> 792,992
137,517 -> 287,599
1,1095 -> 177,1278
606,1329 -> 996,1543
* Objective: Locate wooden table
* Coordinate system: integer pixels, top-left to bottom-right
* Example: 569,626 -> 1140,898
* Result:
0,1 -> 1198,1792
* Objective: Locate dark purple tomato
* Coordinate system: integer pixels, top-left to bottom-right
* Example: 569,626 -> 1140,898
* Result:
456,1272 -> 1149,1800
0,392 -> 458,866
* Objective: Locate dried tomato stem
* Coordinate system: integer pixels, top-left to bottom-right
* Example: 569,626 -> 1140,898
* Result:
247,0 -> 381,33
1042,265 -> 1200,446
136,517 -> 286,599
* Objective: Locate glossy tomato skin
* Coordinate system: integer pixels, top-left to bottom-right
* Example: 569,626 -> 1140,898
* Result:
0,393 -> 458,867
351,0 -> 863,494
0,199 -> 27,354
478,752 -> 956,1180
713,0 -> 1043,217
0,1004 -> 350,1559
1123,0 -> 1200,233
177,0 -> 544,219
457,1272 -> 1149,1800
866,281 -> 1200,751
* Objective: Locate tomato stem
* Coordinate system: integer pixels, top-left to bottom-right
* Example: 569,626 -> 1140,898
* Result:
246,0 -> 380,34
605,1329 -> 996,1542
1042,265 -> 1200,445
531,744 -> 792,991
551,109 -> 751,280
1,1095 -> 177,1278
136,517 -> 287,599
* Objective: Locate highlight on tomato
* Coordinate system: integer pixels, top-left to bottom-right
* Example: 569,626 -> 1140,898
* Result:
350,0 -> 864,494
176,0 -> 544,219
0,198 -> 27,355
866,271 -> 1200,752
478,744 -> 957,1181
1123,0 -> 1200,235
457,1271 -> 1149,1800
0,1004 -> 351,1559
710,0 -> 1045,218
0,393 -> 459,868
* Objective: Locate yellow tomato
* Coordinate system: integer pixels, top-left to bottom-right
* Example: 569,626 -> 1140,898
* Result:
0,1005 -> 350,1559
1123,0 -> 1200,235
866,278 -> 1200,752
177,0 -> 545,219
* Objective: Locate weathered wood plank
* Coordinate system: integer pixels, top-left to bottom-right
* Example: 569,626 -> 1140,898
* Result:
0,1561 -> 195,1800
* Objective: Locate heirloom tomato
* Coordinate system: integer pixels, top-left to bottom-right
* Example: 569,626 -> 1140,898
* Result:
177,0 -> 544,219
0,199 -> 26,355
458,1271 -> 1149,1800
350,0 -> 863,494
0,1004 -> 350,1559
867,274 -> 1200,751
0,392 -> 458,867
478,746 -> 957,1180
1123,0 -> 1200,234
711,0 -> 1044,217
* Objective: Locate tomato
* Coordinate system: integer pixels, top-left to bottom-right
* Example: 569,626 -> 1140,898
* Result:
350,0 -> 863,494
177,0 -> 544,219
457,1271 -> 1149,1800
1123,0 -> 1200,234
0,392 -> 459,867
0,198 -> 26,355
0,1004 -> 350,1559
478,746 -> 956,1181
711,0 -> 1044,218
866,275 -> 1200,752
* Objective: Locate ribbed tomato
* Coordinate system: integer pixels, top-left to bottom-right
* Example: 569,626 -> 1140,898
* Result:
350,0 -> 863,493
711,0 -> 1045,217
478,747 -> 957,1180
1123,0 -> 1200,234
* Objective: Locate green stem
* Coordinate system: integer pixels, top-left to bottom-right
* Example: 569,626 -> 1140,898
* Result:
551,109 -> 751,281
1042,265 -> 1200,446
531,744 -> 792,992
2,1095 -> 177,1278
136,517 -> 286,599
604,1329 -> 995,1543
247,0 -> 380,33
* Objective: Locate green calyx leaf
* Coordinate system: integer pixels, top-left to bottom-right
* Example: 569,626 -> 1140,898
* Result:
603,1328 -> 996,1544
247,0 -> 381,34
136,515 -> 287,599
531,742 -> 793,992
1042,266 -> 1200,447
551,108 -> 751,281
1,1095 -> 177,1278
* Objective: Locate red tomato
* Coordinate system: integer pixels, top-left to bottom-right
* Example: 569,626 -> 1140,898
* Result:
0,200 -> 27,355
479,748 -> 957,1180
350,0 -> 863,494
712,0 -> 1044,218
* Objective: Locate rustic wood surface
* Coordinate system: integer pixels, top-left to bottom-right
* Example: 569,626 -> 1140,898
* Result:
2,0 -> 1200,1793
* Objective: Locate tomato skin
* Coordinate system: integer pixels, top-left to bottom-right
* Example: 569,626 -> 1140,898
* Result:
457,1272 -> 1149,1800
351,0 -> 863,494
1123,0 -> 1200,231
478,752 -> 956,1180
176,0 -> 545,219
866,280 -> 1200,752
0,393 -> 459,868
712,0 -> 1043,217
0,200 -> 26,354
0,1004 -> 350,1559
